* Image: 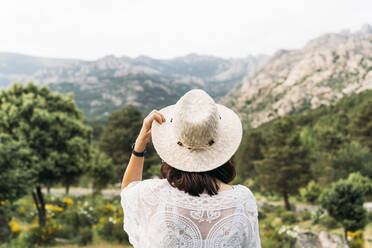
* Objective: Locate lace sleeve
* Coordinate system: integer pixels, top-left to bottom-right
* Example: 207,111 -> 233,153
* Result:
240,185 -> 261,247
120,181 -> 142,247
254,214 -> 262,248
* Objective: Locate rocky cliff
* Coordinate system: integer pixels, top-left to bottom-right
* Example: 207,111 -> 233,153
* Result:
224,24 -> 372,127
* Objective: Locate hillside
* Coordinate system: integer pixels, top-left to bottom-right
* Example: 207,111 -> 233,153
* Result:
224,24 -> 372,127
35,54 -> 267,119
0,52 -> 78,87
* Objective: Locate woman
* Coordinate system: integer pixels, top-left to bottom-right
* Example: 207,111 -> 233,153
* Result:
120,89 -> 261,247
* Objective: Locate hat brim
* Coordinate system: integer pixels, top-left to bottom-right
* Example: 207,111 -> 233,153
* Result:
151,104 -> 243,172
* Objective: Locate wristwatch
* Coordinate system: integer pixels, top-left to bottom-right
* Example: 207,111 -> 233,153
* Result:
131,143 -> 146,157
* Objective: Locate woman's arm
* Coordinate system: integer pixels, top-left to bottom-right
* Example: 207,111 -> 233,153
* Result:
121,110 -> 165,190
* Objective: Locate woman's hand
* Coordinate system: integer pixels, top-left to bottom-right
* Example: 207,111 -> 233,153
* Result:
134,110 -> 165,152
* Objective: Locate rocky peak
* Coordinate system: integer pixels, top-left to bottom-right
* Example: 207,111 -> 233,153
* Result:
224,24 -> 372,127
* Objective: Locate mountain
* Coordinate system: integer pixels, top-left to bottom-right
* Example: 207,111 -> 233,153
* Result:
0,52 -> 78,87
30,54 -> 267,119
223,24 -> 372,127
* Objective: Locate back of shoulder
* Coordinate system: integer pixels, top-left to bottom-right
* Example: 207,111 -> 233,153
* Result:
235,185 -> 259,215
235,185 -> 257,201
122,178 -> 166,194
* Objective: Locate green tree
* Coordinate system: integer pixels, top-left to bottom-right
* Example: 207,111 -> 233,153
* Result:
346,172 -> 372,199
332,143 -> 372,180
0,82 -> 92,226
350,101 -> 372,150
254,117 -> 311,210
235,130 -> 264,180
0,134 -> 33,243
299,180 -> 322,204
320,179 -> 368,242
88,148 -> 116,197
311,115 -> 349,184
99,105 -> 160,181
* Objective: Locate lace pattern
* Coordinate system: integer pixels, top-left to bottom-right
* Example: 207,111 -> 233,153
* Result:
120,179 -> 261,248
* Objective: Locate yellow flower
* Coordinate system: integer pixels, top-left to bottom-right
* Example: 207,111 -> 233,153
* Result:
17,206 -> 26,215
99,217 -> 106,224
118,208 -> 124,215
63,197 -> 73,206
45,204 -> 63,213
102,203 -> 114,214
32,217 -> 38,227
9,219 -> 22,233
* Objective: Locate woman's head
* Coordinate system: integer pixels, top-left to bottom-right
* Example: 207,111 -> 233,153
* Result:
152,89 -> 242,177
160,158 -> 236,196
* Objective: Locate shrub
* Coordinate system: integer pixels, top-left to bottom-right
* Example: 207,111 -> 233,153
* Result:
320,179 -> 368,240
300,209 -> 311,221
311,208 -> 325,225
300,180 -> 322,203
56,224 -> 75,239
24,222 -> 61,247
280,211 -> 298,224
258,210 -> 267,220
58,208 -> 95,230
318,214 -> 340,229
77,227 -> 93,246
260,225 -> 296,248
97,217 -> 128,243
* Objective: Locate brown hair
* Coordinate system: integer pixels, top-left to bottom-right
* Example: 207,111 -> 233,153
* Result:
160,158 -> 236,197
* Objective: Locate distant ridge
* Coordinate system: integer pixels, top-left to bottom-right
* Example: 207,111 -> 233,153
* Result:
0,52 -> 267,119
223,24 -> 372,127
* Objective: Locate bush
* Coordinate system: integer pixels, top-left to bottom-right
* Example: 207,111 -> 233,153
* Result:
260,225 -> 296,248
300,180 -> 322,203
280,211 -> 298,224
300,209 -> 311,221
320,179 -> 368,234
311,208 -> 325,224
77,227 -> 93,246
368,212 -> 372,222
97,217 -> 128,243
318,214 -> 340,229
258,210 -> 267,220
56,224 -> 75,239
24,222 -> 61,247
58,208 -> 95,230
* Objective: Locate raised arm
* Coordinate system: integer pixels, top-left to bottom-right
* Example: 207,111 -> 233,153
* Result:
121,110 -> 165,190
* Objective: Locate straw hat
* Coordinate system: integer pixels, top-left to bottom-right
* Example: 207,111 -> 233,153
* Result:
151,89 -> 243,172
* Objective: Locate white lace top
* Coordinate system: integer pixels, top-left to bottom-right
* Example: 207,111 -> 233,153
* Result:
120,179 -> 261,248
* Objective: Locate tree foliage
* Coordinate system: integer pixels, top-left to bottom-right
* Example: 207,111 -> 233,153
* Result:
88,148 -> 116,195
99,105 -> 160,181
0,134 -> 33,203
253,117 -> 311,210
0,82 -> 92,226
320,178 -> 368,241
350,101 -> 372,150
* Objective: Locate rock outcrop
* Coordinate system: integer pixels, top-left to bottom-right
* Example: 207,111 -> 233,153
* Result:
224,24 -> 372,127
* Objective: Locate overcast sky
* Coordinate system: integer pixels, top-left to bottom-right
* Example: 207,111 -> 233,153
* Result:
0,0 -> 371,60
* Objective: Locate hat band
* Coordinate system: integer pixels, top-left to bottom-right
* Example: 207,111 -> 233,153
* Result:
177,139 -> 215,151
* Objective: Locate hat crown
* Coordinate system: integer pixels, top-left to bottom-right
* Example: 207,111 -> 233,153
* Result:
173,89 -> 219,149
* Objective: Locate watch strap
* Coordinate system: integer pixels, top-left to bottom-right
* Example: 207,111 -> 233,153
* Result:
131,143 -> 146,157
